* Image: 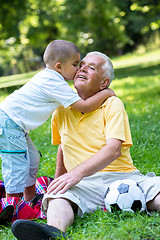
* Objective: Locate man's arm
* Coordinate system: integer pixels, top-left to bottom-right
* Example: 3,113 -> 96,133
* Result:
55,144 -> 67,179
47,138 -> 121,194
71,88 -> 116,113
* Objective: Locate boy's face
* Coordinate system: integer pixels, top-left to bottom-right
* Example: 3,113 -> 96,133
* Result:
60,52 -> 80,80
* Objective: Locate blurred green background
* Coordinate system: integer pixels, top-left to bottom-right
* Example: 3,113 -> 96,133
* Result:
0,0 -> 160,76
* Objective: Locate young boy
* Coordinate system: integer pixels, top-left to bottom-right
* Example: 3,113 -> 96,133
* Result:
0,40 -> 115,202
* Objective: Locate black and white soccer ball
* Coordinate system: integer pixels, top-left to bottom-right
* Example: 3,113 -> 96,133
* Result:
104,179 -> 146,213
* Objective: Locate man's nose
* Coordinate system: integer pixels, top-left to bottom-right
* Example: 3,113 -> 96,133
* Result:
80,65 -> 87,71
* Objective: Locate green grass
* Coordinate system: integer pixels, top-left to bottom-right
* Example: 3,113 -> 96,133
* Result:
0,49 -> 160,239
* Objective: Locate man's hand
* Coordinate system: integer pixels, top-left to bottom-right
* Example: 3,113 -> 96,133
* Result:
47,170 -> 82,195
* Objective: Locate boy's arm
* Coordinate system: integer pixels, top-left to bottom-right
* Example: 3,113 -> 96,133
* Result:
70,88 -> 116,113
55,144 -> 67,179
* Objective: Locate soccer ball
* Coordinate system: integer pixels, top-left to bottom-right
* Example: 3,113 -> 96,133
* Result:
104,179 -> 146,213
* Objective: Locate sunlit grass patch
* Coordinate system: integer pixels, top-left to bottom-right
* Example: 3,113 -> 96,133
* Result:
0,71 -> 37,89
112,48 -> 160,69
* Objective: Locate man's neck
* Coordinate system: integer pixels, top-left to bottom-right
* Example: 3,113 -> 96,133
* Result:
76,90 -> 89,100
77,89 -> 97,100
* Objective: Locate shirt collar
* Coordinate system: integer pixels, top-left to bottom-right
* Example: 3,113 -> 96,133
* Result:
69,98 -> 109,113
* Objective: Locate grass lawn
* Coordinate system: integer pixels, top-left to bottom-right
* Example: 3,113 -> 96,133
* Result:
0,49 -> 160,239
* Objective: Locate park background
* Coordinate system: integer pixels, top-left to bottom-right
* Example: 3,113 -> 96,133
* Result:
0,0 -> 160,76
0,0 -> 160,239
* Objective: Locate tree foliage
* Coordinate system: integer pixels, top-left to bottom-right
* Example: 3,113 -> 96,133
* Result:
0,0 -> 159,75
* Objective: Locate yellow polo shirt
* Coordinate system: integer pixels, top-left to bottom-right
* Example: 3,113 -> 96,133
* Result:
51,96 -> 137,173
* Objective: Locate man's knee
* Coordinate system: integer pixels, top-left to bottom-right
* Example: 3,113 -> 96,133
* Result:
48,198 -> 74,216
47,198 -> 75,231
147,192 -> 160,211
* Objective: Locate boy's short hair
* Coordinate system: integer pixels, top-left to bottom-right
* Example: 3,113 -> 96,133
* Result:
43,40 -> 80,66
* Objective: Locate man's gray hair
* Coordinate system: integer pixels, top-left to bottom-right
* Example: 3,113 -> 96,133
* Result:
86,51 -> 114,85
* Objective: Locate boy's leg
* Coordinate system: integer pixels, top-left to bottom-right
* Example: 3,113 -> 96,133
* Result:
23,134 -> 40,201
5,133 -> 39,201
0,111 -> 30,198
23,185 -> 36,202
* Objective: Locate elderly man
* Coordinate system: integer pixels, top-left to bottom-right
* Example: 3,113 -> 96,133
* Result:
12,52 -> 160,240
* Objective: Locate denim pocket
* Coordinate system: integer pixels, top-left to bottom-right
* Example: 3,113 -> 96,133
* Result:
0,150 -> 27,159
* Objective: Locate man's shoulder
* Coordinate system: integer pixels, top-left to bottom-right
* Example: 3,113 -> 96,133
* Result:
52,105 -> 69,118
53,105 -> 65,113
102,96 -> 125,110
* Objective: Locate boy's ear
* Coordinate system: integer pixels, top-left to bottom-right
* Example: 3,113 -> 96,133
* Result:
55,62 -> 62,73
100,78 -> 110,90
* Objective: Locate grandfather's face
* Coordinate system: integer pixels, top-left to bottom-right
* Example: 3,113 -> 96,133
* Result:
74,54 -> 106,97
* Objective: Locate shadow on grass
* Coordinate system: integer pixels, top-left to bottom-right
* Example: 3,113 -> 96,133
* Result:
115,62 -> 160,80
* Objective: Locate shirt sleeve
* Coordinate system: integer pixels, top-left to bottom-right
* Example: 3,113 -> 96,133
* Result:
104,98 -> 133,147
43,79 -> 81,108
53,83 -> 81,108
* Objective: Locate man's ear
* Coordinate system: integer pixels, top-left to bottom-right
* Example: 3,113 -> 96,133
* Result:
55,62 -> 62,73
100,78 -> 110,90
